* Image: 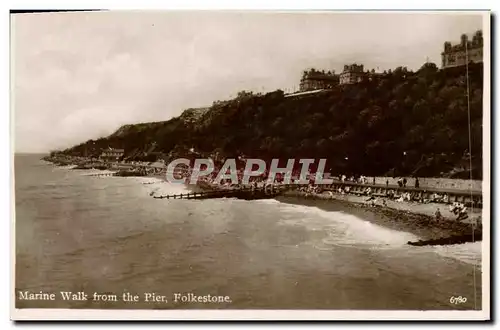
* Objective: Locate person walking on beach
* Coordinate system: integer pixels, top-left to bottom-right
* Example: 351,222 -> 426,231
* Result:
386,179 -> 389,187
435,208 -> 443,222
403,178 -> 407,188
415,177 -> 420,189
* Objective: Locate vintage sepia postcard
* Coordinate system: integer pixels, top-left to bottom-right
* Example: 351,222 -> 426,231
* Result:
10,10 -> 491,321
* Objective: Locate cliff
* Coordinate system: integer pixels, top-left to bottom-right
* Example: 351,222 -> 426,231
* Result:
60,62 -> 484,178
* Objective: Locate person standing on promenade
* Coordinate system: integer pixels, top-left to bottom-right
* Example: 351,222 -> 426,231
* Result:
403,178 -> 407,188
415,177 -> 420,189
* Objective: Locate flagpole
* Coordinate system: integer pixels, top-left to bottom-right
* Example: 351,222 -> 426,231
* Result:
465,38 -> 477,310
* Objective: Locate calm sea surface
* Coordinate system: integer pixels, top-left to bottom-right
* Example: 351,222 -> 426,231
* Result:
15,154 -> 482,310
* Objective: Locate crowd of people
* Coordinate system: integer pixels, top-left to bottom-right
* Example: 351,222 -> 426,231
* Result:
297,184 -> 323,195
296,181 -> 472,222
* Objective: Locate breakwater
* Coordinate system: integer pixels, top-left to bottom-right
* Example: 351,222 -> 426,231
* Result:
407,231 -> 482,246
152,186 -> 282,200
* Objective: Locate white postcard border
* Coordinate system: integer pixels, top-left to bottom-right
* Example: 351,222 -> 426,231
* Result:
7,7 -> 492,322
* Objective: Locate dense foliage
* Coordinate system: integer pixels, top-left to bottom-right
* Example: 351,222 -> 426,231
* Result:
62,62 -> 483,179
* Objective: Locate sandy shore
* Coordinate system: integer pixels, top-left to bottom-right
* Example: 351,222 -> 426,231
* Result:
276,191 -> 482,243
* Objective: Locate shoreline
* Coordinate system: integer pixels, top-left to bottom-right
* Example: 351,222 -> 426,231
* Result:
276,191 -> 482,245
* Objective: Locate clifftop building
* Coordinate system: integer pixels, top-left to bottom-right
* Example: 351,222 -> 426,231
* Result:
441,30 -> 483,69
339,64 -> 366,85
299,69 -> 339,92
297,63 -> 380,91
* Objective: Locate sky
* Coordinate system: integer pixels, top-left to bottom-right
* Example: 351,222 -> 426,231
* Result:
11,11 -> 484,153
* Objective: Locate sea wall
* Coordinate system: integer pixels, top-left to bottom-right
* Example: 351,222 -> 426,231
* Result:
345,176 -> 482,192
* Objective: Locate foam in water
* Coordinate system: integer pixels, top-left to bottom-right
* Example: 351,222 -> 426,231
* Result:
146,181 -> 191,196
135,177 -> 165,184
427,241 -> 482,266
81,169 -> 117,176
271,201 -> 482,263
272,202 -> 420,249
254,199 -> 281,205
51,165 -> 77,171
324,212 -> 420,248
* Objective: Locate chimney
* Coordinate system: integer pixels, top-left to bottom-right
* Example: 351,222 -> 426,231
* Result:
461,33 -> 468,46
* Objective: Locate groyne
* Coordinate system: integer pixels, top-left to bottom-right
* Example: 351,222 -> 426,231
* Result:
407,232 -> 482,246
152,186 -> 282,200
